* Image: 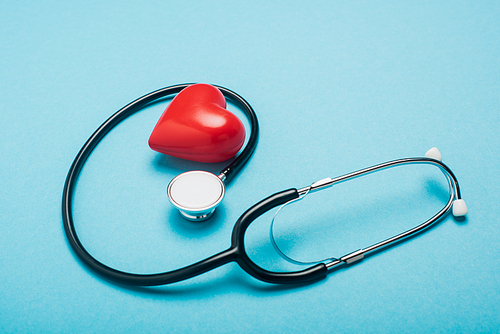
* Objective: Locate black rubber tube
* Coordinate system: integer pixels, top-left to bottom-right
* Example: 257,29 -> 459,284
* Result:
62,84 -> 258,286
62,84 -> 327,286
231,189 -> 328,284
63,83 -> 326,286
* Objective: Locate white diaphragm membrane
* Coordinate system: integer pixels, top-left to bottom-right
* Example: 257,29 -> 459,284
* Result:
167,171 -> 225,221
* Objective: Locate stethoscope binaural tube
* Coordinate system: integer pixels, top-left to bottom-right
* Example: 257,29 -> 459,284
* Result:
270,154 -> 467,269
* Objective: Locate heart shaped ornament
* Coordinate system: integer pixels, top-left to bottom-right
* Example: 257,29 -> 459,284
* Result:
149,84 -> 246,163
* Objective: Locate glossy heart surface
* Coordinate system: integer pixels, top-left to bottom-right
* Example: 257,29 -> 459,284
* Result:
148,84 -> 246,163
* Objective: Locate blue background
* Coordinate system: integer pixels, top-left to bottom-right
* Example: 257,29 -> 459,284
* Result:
1,1 -> 499,333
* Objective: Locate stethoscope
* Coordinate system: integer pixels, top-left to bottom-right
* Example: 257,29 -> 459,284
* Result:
62,83 -> 467,286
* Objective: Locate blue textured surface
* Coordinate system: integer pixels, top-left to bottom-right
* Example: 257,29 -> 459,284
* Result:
1,1 -> 499,333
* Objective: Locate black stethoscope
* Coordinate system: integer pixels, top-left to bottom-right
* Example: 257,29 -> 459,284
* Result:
62,83 -> 467,286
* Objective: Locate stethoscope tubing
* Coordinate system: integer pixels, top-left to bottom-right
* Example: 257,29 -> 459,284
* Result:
62,83 -> 464,287
62,84 -> 266,286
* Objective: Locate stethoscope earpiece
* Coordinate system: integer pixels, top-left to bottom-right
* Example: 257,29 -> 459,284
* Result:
425,147 -> 443,161
424,147 -> 468,217
452,199 -> 468,217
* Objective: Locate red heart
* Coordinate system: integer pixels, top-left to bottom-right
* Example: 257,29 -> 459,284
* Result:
148,84 -> 246,163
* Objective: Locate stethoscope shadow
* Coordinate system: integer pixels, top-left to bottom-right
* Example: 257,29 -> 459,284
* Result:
168,201 -> 226,237
99,264 -> 331,298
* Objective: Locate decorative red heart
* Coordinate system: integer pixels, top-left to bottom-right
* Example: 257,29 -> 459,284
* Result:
148,84 -> 246,163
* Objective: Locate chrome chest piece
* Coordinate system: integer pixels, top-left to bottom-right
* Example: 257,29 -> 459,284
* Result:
167,171 -> 225,221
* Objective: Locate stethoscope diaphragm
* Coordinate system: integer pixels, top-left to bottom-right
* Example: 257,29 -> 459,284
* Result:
167,170 -> 225,221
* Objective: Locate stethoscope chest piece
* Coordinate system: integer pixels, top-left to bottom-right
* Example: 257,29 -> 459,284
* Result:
167,170 -> 225,221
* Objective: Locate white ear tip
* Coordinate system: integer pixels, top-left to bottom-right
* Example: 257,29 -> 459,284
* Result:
425,147 -> 442,161
452,199 -> 468,217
